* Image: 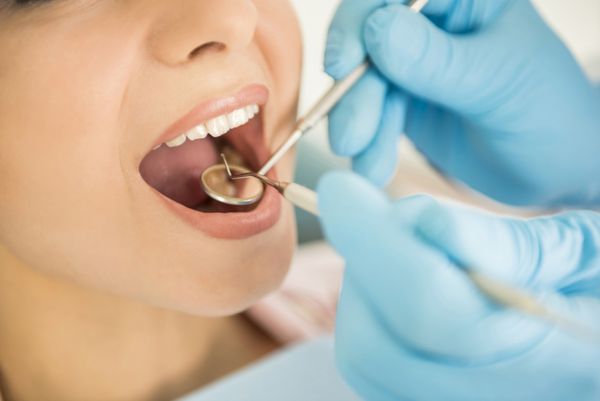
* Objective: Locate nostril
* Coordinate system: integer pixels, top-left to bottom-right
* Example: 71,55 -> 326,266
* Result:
189,42 -> 226,60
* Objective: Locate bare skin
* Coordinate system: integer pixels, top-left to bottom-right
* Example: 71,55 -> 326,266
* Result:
0,1 -> 302,400
0,247 -> 280,400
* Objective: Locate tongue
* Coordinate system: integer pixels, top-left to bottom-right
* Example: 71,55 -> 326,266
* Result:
140,138 -> 219,208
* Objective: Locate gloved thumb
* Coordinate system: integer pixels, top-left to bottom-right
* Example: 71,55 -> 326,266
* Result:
364,4 -> 491,113
413,202 -> 600,292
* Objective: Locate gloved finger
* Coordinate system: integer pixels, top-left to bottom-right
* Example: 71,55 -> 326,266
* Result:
325,0 -> 510,80
337,275 -> 600,401
328,69 -> 387,157
325,0 -> 387,80
412,199 -> 600,294
352,89 -> 407,187
325,0 -> 436,80
422,0 -> 511,33
363,4 -> 506,115
318,174 -> 548,360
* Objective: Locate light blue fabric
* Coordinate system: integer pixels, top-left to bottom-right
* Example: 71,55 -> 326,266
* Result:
325,0 -> 600,206
177,337 -> 361,401
317,171 -> 600,401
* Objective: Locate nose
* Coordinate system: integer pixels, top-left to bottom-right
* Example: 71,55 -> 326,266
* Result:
148,0 -> 258,66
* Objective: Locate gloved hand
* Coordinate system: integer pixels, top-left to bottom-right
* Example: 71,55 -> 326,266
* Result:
325,0 -> 600,206
318,171 -> 600,401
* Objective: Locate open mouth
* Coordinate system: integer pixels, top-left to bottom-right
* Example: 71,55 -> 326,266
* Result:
140,104 -> 263,212
139,85 -> 282,239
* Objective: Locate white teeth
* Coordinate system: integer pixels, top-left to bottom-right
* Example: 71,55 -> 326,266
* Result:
159,104 -> 260,149
246,106 -> 256,118
166,133 -> 187,148
207,115 -> 229,137
186,124 -> 207,141
227,108 -> 249,129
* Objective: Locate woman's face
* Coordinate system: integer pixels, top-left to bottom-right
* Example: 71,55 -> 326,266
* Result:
0,0 -> 302,315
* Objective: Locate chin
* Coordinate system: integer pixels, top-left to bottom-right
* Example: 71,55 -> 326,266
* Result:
144,201 -> 297,318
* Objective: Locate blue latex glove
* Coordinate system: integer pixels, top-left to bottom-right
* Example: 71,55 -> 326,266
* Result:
318,171 -> 600,401
325,0 -> 600,206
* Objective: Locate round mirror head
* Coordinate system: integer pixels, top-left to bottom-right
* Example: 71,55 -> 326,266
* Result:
200,164 -> 264,206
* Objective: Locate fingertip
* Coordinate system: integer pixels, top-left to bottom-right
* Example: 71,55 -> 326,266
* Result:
328,71 -> 387,157
329,108 -> 377,157
363,5 -> 397,40
364,6 -> 429,77
415,203 -> 493,254
364,4 -> 457,99
324,27 -> 366,80
413,202 -> 472,269
328,105 -> 359,157
412,202 -> 514,280
390,194 -> 439,226
414,198 -> 453,241
351,89 -> 406,187
352,145 -> 398,188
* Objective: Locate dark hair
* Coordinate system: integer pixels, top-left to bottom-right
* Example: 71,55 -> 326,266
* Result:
3,0 -> 51,6
12,0 -> 51,3
1,0 -> 51,10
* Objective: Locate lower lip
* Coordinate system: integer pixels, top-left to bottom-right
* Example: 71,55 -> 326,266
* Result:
157,181 -> 282,240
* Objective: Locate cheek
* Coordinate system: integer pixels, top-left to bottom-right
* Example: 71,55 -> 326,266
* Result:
0,18 -> 142,278
0,16 -> 138,200
255,0 -> 303,125
256,0 -> 302,73
179,207 -> 297,316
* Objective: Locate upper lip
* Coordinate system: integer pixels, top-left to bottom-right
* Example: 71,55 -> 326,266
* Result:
150,84 -> 269,151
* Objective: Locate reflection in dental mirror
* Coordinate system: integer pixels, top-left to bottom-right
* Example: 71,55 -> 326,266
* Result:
201,163 -> 264,207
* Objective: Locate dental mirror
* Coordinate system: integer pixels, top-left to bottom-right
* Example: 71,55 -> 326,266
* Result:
200,159 -> 265,207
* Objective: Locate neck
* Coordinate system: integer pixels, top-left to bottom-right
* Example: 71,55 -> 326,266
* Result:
0,245 -> 276,401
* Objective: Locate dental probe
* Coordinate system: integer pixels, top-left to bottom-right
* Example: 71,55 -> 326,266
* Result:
256,0 -> 428,176
220,156 -> 600,344
218,154 -> 319,215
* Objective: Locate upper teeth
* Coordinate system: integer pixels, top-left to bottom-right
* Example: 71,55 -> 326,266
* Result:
162,104 -> 260,149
